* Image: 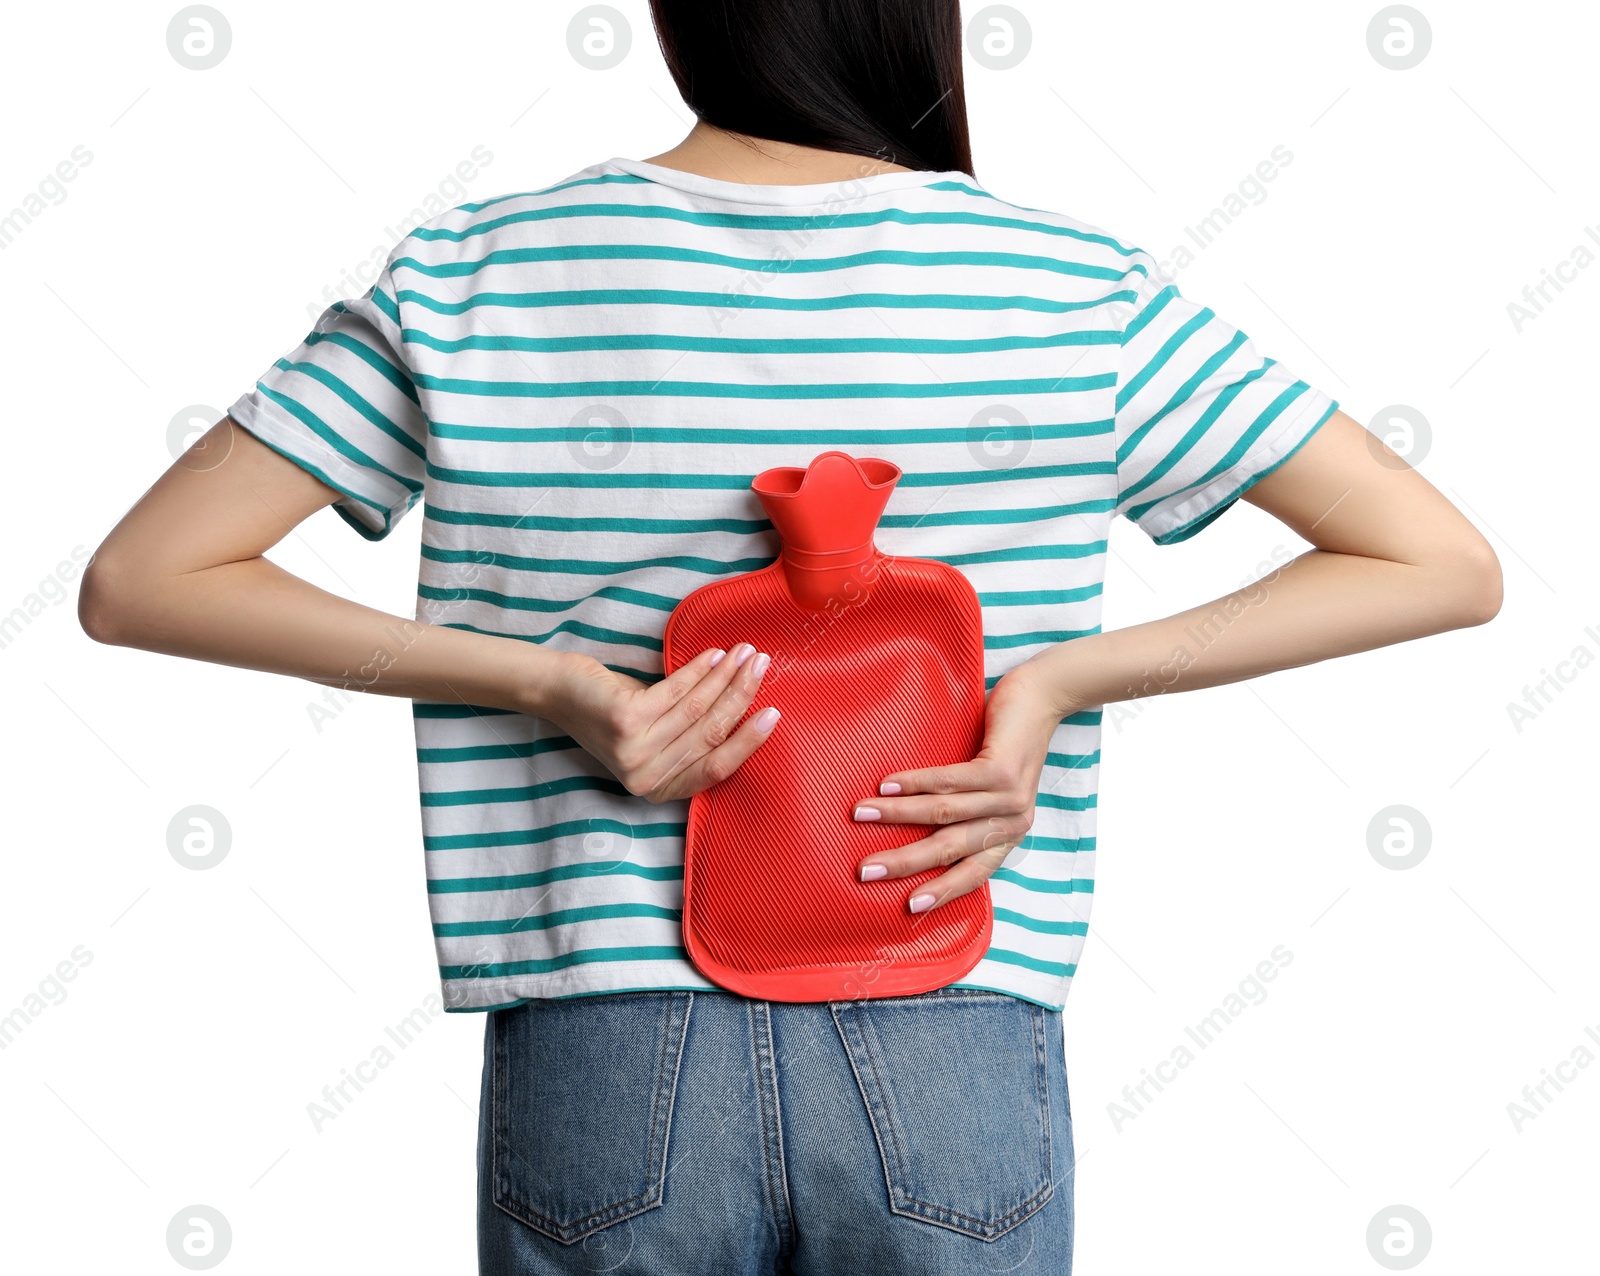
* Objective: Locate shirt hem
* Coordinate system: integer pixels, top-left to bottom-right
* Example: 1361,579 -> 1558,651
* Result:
226,391 -> 406,540
439,965 -> 1069,1013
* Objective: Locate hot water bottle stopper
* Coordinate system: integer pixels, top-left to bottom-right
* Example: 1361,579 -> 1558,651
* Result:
661,451 -> 992,1001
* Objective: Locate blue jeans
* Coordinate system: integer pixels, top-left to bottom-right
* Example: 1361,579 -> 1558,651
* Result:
476,986 -> 1074,1274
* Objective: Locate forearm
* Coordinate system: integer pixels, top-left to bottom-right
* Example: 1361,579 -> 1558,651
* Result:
81,552 -> 568,715
1019,546 -> 1499,717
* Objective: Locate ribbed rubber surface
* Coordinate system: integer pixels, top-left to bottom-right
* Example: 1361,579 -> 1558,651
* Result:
662,555 -> 991,1002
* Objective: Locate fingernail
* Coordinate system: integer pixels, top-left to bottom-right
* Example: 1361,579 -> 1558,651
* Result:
853,806 -> 881,822
751,652 -> 771,679
860,863 -> 888,882
733,644 -> 755,667
753,707 -> 781,733
909,893 -> 936,914
879,781 -> 902,796
708,648 -> 726,667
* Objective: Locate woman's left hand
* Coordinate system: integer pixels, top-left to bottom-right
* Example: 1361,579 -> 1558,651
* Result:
852,660 -> 1072,913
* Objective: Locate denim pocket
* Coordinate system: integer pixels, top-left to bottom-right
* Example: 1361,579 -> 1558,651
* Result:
831,989 -> 1054,1241
489,991 -> 693,1245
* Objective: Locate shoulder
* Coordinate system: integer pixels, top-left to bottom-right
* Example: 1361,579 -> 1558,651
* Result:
384,159 -> 641,264
910,176 -> 1164,288
921,177 -> 1158,265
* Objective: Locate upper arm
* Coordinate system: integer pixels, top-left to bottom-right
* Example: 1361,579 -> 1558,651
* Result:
1243,408 -> 1500,579
79,420 -> 344,645
90,419 -> 344,583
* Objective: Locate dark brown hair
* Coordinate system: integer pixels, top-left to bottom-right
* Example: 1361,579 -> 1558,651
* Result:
647,0 -> 974,174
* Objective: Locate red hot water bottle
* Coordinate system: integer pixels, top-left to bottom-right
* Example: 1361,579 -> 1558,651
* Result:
661,451 -> 992,1001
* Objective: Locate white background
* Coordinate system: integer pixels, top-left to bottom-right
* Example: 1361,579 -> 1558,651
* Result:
1,1 -> 1594,1271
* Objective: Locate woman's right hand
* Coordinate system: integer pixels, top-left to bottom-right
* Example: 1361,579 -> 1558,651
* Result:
539,644 -> 780,802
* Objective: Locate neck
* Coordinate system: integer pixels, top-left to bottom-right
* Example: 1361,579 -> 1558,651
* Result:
643,121 -> 917,186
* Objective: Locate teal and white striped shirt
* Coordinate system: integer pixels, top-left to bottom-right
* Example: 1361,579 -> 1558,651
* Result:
229,156 -> 1337,1012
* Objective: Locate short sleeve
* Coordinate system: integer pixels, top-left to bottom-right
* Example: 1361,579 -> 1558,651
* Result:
1112,252 -> 1340,545
227,253 -> 427,541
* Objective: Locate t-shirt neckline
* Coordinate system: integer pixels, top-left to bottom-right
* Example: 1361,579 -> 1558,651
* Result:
606,155 -> 974,206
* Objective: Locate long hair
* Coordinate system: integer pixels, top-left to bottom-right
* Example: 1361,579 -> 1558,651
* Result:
647,0 -> 974,174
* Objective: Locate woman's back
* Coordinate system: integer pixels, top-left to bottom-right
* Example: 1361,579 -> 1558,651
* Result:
227,155 -> 1337,1012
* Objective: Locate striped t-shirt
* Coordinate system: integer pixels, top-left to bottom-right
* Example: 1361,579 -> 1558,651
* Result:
228,156 -> 1337,1013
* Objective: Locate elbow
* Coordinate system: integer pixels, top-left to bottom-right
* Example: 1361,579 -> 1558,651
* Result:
1440,533 -> 1503,629
78,549 -> 138,646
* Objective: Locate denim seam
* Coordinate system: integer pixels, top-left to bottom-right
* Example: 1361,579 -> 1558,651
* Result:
490,1009 -> 505,1213
765,1004 -> 797,1260
744,1001 -> 776,1235
650,992 -> 693,1207
639,992 -> 676,1200
1032,1004 -> 1055,1190
829,1002 -> 907,1219
753,1001 -> 797,1261
851,1008 -> 916,1191
745,1001 -> 796,1258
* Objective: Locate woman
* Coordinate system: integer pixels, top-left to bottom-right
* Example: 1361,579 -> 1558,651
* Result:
79,1 -> 1502,1271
